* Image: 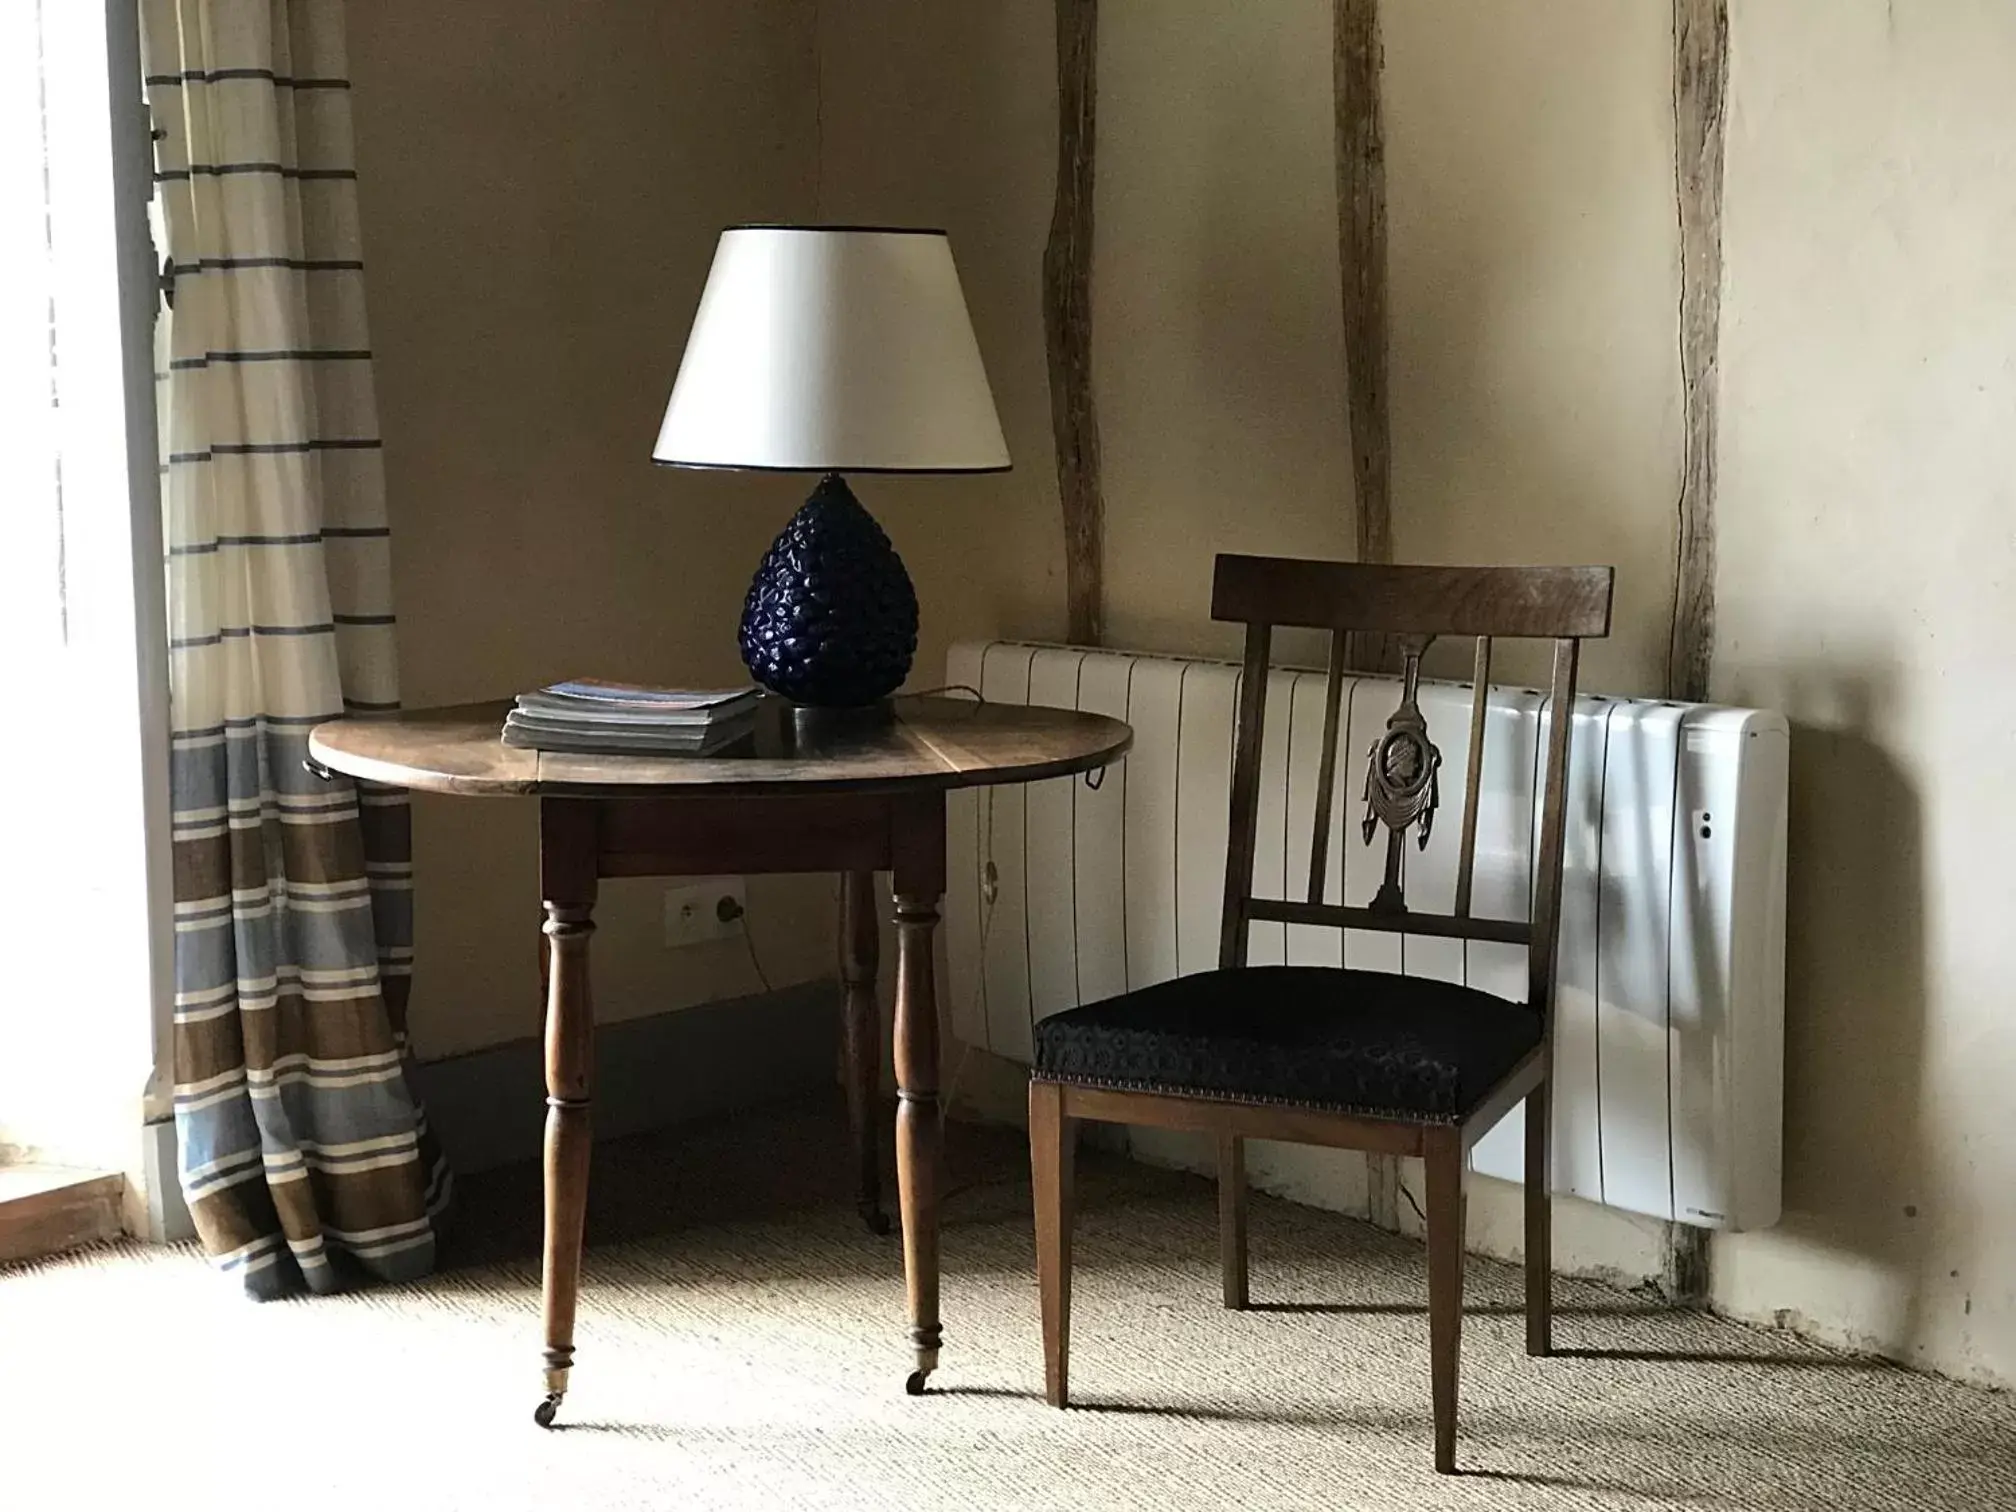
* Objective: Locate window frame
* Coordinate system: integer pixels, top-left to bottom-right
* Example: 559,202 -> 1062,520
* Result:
0,0 -> 176,1239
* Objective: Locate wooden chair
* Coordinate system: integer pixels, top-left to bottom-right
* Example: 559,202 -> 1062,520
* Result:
1028,555 -> 1614,1474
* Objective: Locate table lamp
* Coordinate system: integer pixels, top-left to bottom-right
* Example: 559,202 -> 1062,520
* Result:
654,225 -> 1010,716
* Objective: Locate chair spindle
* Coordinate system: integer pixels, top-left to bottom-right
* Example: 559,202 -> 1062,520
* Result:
1452,636 -> 1494,919
1305,628 -> 1349,904
1526,638 -> 1580,1023
1218,622 -> 1273,970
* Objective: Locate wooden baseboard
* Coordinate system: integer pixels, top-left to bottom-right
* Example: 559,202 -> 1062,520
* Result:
412,978 -> 841,1176
90,981 -> 841,1251
941,1039 -> 1036,1127
0,1168 -> 126,1265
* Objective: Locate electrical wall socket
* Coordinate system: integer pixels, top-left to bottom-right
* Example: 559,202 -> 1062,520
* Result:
662,877 -> 746,948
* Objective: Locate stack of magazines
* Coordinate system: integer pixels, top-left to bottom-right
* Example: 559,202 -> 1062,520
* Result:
502,680 -> 762,756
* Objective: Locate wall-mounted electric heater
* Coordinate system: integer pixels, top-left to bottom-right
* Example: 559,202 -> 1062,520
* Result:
944,640 -> 1788,1232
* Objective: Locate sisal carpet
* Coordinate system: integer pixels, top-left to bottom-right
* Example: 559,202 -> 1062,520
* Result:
3,1098 -> 2012,1512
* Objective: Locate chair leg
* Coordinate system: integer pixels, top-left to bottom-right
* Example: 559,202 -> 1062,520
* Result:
1525,1079 -> 1553,1357
1029,1080 -> 1076,1408
1424,1131 -> 1466,1475
1218,1133 -> 1249,1309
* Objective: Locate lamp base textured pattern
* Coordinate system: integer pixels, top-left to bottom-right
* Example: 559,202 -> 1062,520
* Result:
740,474 -> 919,707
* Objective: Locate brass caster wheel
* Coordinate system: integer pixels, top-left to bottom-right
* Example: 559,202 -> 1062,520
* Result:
859,1203 -> 893,1237
904,1370 -> 930,1397
534,1393 -> 563,1429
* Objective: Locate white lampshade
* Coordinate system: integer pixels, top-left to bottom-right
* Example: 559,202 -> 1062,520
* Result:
653,226 -> 1010,474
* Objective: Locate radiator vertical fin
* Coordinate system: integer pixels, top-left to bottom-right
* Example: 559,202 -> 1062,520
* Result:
1072,653 -> 1133,1008
944,642 -> 990,1051
1121,658 -> 1183,993
1026,649 -> 1088,1031
977,644 -> 1035,1061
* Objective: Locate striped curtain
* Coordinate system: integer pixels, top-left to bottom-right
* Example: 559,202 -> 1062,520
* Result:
145,0 -> 449,1297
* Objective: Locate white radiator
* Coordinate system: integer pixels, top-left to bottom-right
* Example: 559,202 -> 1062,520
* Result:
944,639 -> 1789,1232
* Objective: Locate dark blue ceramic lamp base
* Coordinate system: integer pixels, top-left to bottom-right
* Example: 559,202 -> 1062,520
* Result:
739,473 -> 921,709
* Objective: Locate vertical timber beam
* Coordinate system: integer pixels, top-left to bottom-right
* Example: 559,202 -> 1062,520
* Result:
1339,0 -> 1402,1226
1666,0 -> 1730,1304
1669,0 -> 1728,705
1335,0 -> 1396,675
1045,0 -> 1104,647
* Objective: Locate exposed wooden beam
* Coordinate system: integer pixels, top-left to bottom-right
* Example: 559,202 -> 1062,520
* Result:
1044,0 -> 1105,646
1669,0 -> 1729,705
1666,0 -> 1731,1305
1335,0 -> 1395,673
1337,0 -> 1400,1221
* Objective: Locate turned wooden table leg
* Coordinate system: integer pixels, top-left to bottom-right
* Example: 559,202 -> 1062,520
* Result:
535,800 -> 597,1429
892,794 -> 946,1394
839,869 -> 890,1234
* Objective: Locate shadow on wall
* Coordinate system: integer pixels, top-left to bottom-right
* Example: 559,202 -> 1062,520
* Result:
1743,656 -> 1933,1353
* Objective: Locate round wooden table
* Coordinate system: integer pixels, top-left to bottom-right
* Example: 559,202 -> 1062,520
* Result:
310,694 -> 1131,1425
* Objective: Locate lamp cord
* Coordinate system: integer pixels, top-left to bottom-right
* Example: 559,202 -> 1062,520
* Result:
905,683 -> 983,702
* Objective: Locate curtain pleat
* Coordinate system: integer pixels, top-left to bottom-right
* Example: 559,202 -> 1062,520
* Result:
144,0 -> 449,1297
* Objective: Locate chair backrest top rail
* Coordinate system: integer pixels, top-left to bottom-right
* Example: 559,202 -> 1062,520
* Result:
1212,556 -> 1614,639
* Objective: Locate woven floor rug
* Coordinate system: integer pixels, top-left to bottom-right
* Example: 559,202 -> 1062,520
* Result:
4,1098 -> 2011,1511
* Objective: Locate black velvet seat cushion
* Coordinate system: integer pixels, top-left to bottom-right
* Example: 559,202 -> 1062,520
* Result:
1032,966 -> 1541,1123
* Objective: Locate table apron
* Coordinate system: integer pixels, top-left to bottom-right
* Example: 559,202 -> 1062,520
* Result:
587,792 -> 905,878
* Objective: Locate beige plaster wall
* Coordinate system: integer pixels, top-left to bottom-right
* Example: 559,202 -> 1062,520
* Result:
819,0 -> 1354,667
820,0 -> 2016,1387
349,0 -> 2016,1385
1385,2 -> 1681,697
814,0 -> 1068,679
1708,1 -> 2016,1388
1092,0 -> 1357,659
347,2 -> 835,1059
